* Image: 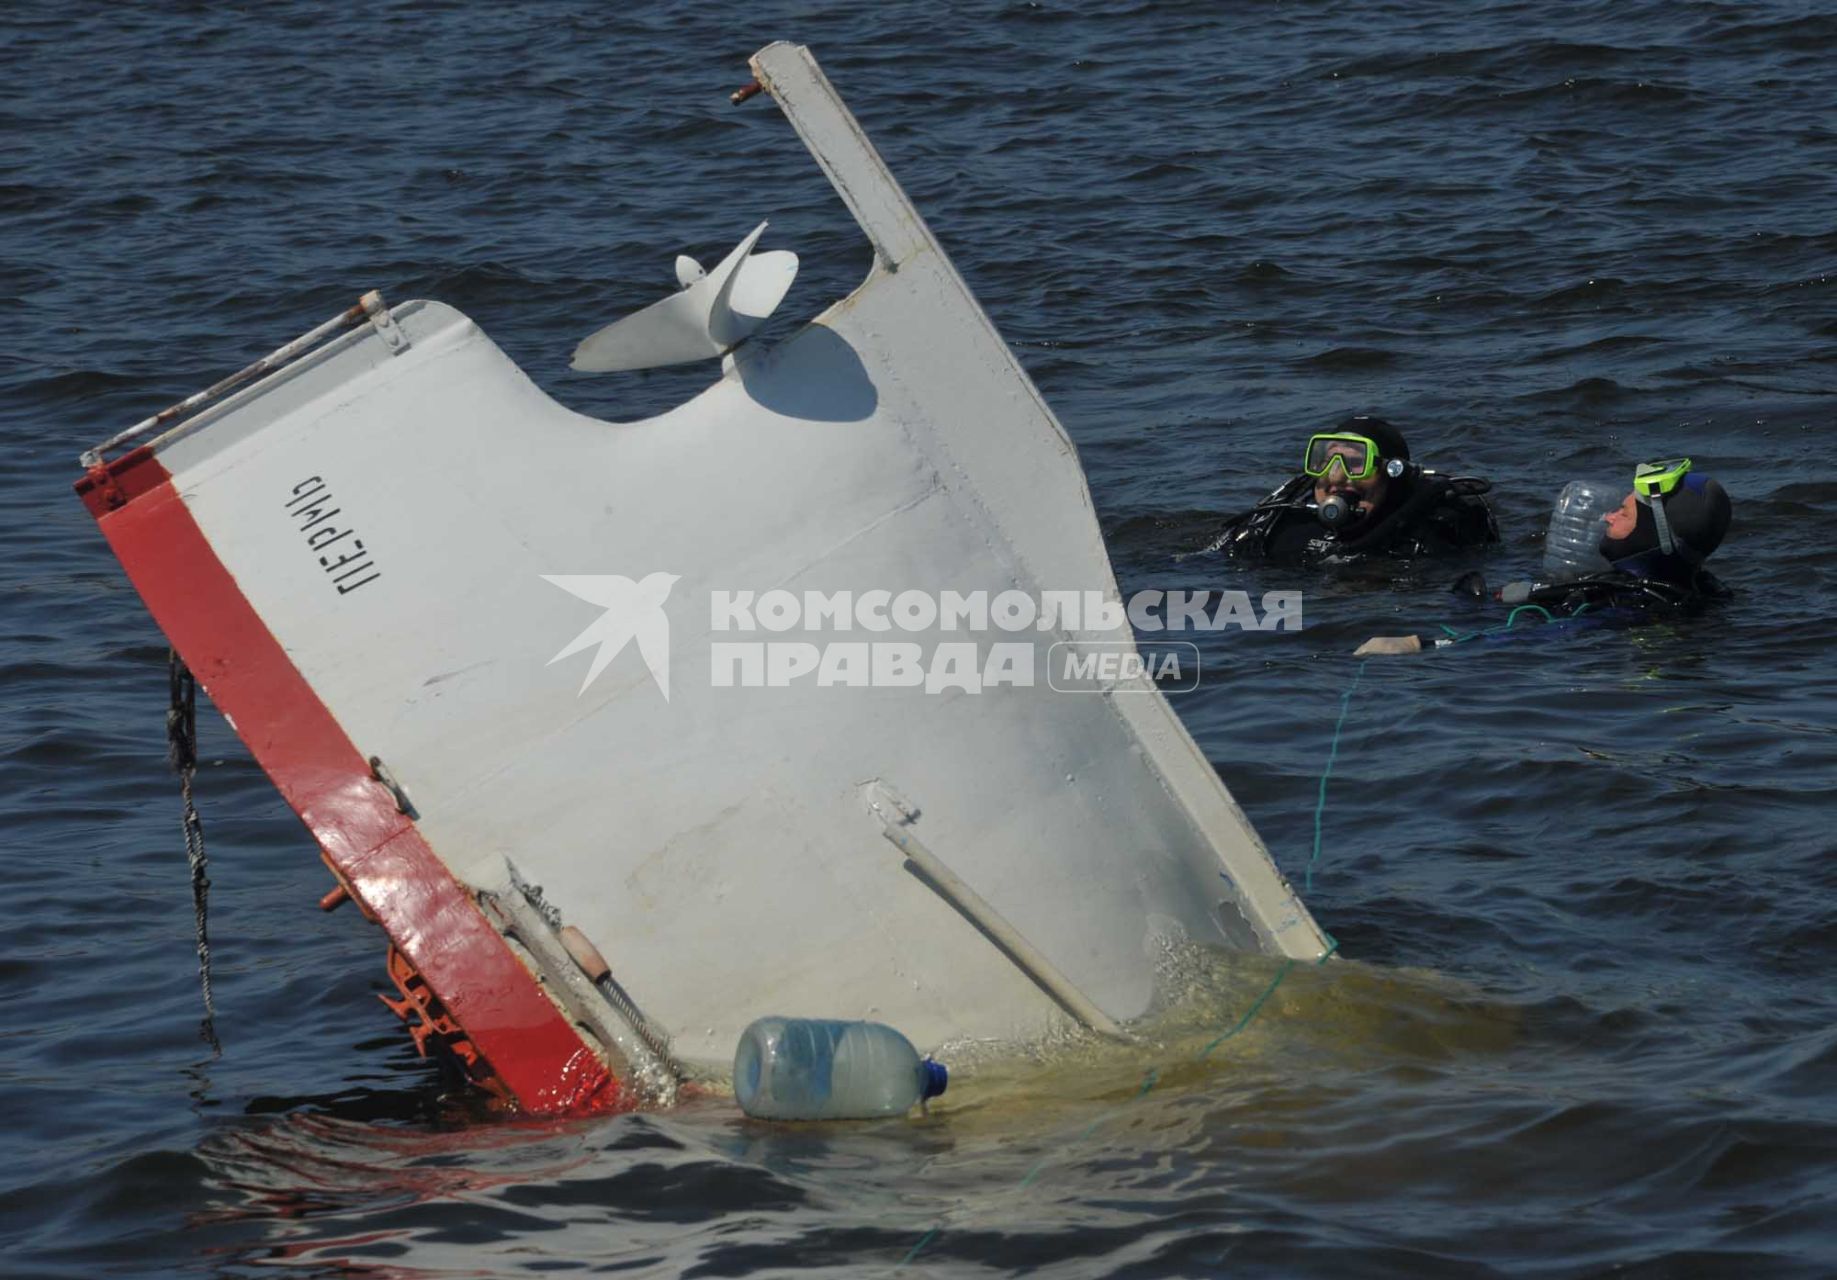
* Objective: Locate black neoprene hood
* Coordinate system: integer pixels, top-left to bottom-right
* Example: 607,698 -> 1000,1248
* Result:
1600,473 -> 1732,566
1337,415 -> 1410,464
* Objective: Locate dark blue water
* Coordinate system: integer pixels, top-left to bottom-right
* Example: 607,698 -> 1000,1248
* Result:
5,1 -> 1834,1276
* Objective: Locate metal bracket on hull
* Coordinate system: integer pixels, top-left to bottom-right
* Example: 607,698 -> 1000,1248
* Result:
77,292 -> 393,467
480,866 -> 682,1107
362,290 -> 411,355
864,781 -> 1127,1041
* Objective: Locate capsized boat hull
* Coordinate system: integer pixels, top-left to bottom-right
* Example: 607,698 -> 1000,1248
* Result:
75,43 -> 1328,1113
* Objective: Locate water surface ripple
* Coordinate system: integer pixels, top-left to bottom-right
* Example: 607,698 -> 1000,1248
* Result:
3,1 -> 1833,1276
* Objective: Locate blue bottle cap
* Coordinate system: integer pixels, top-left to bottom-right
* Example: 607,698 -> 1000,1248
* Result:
920,1058 -> 948,1101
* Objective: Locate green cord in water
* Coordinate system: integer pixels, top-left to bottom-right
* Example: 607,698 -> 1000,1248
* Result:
1307,659 -> 1367,893
1440,600 -> 1559,647
1197,959 -> 1294,1060
897,664 -> 1363,1271
1502,603 -> 1555,628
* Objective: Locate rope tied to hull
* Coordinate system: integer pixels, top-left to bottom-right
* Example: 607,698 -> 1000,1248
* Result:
167,651 -> 221,1056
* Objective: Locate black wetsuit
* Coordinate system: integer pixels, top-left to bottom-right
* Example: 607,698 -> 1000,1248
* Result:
1512,565 -> 1730,614
1215,471 -> 1499,564
1424,563 -> 1731,648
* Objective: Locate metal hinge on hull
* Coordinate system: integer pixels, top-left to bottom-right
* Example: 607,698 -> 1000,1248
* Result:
378,943 -> 515,1106
477,863 -> 683,1108
78,291 -> 402,468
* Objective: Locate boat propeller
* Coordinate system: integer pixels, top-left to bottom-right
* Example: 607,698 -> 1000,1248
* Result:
571,221 -> 798,372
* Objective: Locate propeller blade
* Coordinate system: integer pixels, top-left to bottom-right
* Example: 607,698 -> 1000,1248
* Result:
572,222 -> 787,373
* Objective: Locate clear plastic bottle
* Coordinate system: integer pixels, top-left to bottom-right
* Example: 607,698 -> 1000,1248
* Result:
1542,480 -> 1618,581
733,1017 -> 948,1120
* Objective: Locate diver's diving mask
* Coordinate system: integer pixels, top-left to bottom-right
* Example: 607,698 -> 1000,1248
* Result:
1302,432 -> 1407,483
1633,457 -> 1691,555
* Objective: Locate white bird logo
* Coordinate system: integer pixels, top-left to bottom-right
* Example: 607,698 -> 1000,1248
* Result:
541,572 -> 681,699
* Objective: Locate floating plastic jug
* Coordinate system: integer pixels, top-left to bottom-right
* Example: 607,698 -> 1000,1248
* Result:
1542,481 -> 1617,581
733,1017 -> 948,1120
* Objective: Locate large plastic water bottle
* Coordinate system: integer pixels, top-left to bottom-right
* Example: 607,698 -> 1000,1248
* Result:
1542,480 -> 1618,580
733,1017 -> 948,1120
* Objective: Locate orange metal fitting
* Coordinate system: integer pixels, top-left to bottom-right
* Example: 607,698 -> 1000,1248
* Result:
378,943 -> 514,1104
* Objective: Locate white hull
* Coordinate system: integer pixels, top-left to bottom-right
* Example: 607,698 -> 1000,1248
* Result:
77,43 -> 1326,1112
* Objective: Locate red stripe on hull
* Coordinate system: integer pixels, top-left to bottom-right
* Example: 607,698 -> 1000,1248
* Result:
87,465 -> 620,1115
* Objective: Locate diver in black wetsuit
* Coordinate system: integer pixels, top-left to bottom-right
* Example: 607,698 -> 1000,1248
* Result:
1355,459 -> 1733,655
1213,417 -> 1498,565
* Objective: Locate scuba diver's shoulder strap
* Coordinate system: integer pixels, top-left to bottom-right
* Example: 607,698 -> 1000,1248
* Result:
1524,570 -> 1704,612
1425,562 -> 1728,651
1213,474 -> 1313,555
1332,470 -> 1498,557
1422,472 -> 1501,546
1469,566 -> 1726,615
1326,471 -> 1452,556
